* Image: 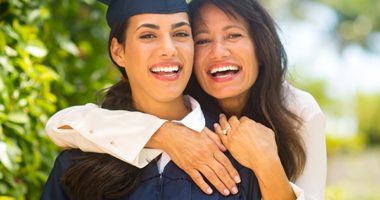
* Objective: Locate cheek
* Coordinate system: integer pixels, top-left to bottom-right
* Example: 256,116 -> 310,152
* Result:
242,44 -> 259,74
193,64 -> 201,78
185,45 -> 195,62
193,57 -> 207,80
248,69 -> 258,86
177,42 -> 194,60
125,42 -> 147,60
245,62 -> 259,89
193,64 -> 207,87
194,49 -> 207,73
194,45 -> 206,59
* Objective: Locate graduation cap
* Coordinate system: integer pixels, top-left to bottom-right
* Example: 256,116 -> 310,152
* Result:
99,0 -> 189,27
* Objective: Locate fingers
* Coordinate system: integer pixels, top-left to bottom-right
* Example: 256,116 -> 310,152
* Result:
170,124 -> 242,196
210,158 -> 239,195
218,114 -> 231,129
187,150 -> 240,196
219,114 -> 240,129
227,115 -> 240,127
239,116 -> 251,122
214,114 -> 232,137
188,169 -> 213,195
215,114 -> 240,137
213,151 -> 241,184
203,128 -> 227,152
213,123 -> 225,138
199,164 -> 232,196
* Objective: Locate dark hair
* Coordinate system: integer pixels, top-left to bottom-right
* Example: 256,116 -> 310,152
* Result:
186,0 -> 306,181
60,20 -> 143,199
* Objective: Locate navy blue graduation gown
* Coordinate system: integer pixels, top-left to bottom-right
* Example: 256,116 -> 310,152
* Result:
40,111 -> 261,199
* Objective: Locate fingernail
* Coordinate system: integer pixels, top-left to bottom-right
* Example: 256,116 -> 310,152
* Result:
213,123 -> 218,128
234,176 -> 241,183
231,187 -> 238,194
221,146 -> 227,152
224,189 -> 230,195
206,188 -> 213,194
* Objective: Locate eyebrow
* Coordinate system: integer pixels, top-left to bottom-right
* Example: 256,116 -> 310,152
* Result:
136,21 -> 190,31
136,23 -> 160,31
194,25 -> 246,37
172,21 -> 191,29
223,25 -> 246,31
194,29 -> 208,37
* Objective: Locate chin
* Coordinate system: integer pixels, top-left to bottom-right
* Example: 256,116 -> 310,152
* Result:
205,86 -> 237,98
207,91 -> 233,100
156,90 -> 185,101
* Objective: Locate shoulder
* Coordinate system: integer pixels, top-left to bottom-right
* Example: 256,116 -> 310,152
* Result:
53,149 -> 84,172
283,82 -> 324,122
41,149 -> 84,199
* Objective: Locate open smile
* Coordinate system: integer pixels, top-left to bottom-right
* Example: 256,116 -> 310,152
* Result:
207,64 -> 241,81
150,63 -> 183,81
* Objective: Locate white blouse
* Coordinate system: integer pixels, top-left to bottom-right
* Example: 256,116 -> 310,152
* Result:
45,85 -> 326,200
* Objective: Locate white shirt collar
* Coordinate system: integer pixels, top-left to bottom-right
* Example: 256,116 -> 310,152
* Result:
158,95 -> 205,173
171,95 -> 205,132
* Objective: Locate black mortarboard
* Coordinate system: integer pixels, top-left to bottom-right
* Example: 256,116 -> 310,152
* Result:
99,0 -> 189,27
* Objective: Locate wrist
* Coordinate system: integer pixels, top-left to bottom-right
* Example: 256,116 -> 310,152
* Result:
253,157 -> 295,200
146,121 -> 173,149
249,154 -> 281,175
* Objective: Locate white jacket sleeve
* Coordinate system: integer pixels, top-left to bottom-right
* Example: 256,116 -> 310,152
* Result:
45,103 -> 167,168
285,84 -> 327,200
293,111 -> 327,200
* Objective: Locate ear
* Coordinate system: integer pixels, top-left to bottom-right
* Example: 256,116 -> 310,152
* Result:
110,37 -> 126,67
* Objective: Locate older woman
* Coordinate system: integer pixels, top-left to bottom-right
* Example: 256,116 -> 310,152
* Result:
45,0 -> 326,199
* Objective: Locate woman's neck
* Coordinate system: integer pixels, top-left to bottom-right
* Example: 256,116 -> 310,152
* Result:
134,95 -> 190,121
217,91 -> 249,117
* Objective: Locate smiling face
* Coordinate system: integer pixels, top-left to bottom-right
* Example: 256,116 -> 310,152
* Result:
193,3 -> 259,104
111,12 -> 193,108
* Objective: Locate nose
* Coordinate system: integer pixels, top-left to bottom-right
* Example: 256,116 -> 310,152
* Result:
210,40 -> 230,59
159,35 -> 178,58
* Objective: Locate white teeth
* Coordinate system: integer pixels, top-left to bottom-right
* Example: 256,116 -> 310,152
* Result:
210,65 -> 239,74
151,66 -> 179,73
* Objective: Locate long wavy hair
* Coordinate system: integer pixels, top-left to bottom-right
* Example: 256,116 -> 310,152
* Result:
60,1 -> 306,198
60,19 -> 143,199
186,0 -> 306,181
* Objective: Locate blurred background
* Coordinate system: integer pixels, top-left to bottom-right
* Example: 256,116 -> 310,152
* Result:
0,0 -> 379,199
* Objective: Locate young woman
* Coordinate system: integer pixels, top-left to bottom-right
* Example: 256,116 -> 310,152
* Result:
40,0 -> 261,199
45,0 -> 326,199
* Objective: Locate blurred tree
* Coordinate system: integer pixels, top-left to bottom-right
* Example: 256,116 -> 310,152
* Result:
0,0 -> 115,198
315,0 -> 380,51
356,92 -> 380,145
300,79 -> 330,108
288,75 -> 333,111
266,0 -> 380,52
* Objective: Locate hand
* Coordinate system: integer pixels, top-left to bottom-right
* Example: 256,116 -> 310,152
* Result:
203,127 -> 227,152
214,114 -> 279,170
156,122 -> 241,196
215,114 -> 296,200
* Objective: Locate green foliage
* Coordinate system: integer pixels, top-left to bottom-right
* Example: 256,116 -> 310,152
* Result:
288,75 -> 334,112
356,92 -> 380,145
0,0 -> 116,198
326,134 -> 366,156
270,0 -> 380,52
317,0 -> 380,51
290,75 -> 380,151
326,184 -> 380,200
